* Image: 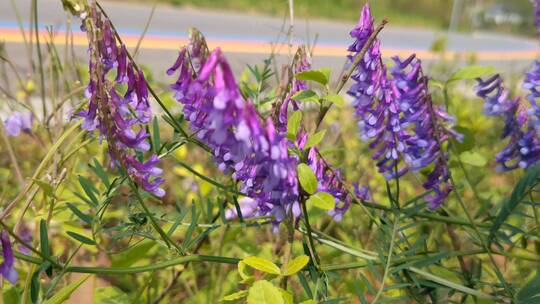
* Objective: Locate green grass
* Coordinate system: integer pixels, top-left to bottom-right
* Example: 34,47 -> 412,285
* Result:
146,0 -> 454,29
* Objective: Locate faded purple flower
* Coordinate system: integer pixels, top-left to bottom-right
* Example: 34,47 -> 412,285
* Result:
476,74 -> 540,170
354,184 -> 372,202
77,4 -> 164,197
225,197 -> 258,220
4,112 -> 33,137
0,231 -> 17,284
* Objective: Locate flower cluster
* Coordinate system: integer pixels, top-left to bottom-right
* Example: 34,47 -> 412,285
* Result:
475,75 -> 540,170
348,4 -> 458,208
168,36 -> 299,224
3,112 -> 33,137
76,5 -> 164,197
0,231 -> 17,284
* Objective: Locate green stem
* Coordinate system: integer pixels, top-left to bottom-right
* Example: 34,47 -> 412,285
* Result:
14,252 -> 239,275
32,0 -> 47,122
371,215 -> 400,304
130,182 -> 184,254
449,175 -> 514,297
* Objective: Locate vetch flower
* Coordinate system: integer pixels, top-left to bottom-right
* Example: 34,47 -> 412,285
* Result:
3,112 -> 33,137
168,41 -> 300,225
475,74 -> 540,170
0,231 -> 17,284
76,4 -> 164,197
348,4 -> 458,208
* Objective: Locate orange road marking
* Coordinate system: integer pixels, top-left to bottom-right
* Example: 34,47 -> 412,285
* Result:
1,28 -> 538,61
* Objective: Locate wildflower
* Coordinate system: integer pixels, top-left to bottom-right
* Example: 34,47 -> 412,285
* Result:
348,4 -> 458,208
0,231 -> 17,284
77,4 -> 164,197
3,112 -> 33,137
476,75 -> 540,170
225,197 -> 258,220
169,44 -> 299,224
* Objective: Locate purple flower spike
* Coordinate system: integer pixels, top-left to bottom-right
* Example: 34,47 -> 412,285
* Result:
169,38 -> 300,224
0,231 -> 17,284
348,4 -> 458,208
475,75 -> 540,171
4,112 -> 33,137
76,4 -> 164,196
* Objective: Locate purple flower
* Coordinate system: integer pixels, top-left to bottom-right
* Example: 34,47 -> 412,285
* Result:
4,112 -> 33,137
348,4 -> 458,208
225,197 -> 258,220
76,5 -> 164,197
168,42 -> 300,224
476,74 -> 540,170
354,184 -> 372,202
0,231 -> 17,284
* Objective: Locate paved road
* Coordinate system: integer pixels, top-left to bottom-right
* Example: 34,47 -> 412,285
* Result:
1,0 -> 539,77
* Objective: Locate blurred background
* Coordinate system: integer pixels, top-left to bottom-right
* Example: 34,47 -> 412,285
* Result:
1,0 -> 539,80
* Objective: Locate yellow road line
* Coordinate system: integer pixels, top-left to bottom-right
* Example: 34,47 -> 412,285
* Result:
1,28 -> 538,60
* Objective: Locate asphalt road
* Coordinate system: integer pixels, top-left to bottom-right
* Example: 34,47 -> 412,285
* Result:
1,0 -> 539,78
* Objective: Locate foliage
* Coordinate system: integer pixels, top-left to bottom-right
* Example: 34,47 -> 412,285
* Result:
0,0 -> 539,303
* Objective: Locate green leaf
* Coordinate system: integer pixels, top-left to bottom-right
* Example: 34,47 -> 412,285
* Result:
291,90 -> 319,103
278,288 -> 293,304
78,176 -> 99,207
238,261 -> 254,284
43,275 -> 91,304
300,300 -> 317,304
89,158 -> 110,188
67,231 -> 96,246
516,268 -> 540,304
282,255 -> 310,276
459,151 -> 487,167
323,93 -> 345,107
222,290 -> 248,302
94,287 -> 130,304
306,192 -> 335,210
490,163 -> 540,240
34,179 -> 55,197
295,69 -> 329,85
40,219 -> 50,258
152,116 -> 161,154
247,280 -> 284,304
304,130 -> 326,150
66,203 -> 93,224
111,241 -> 155,268
31,261 -> 51,303
447,65 -> 496,83
287,111 -> 303,141
297,164 -> 318,195
242,256 -> 281,275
